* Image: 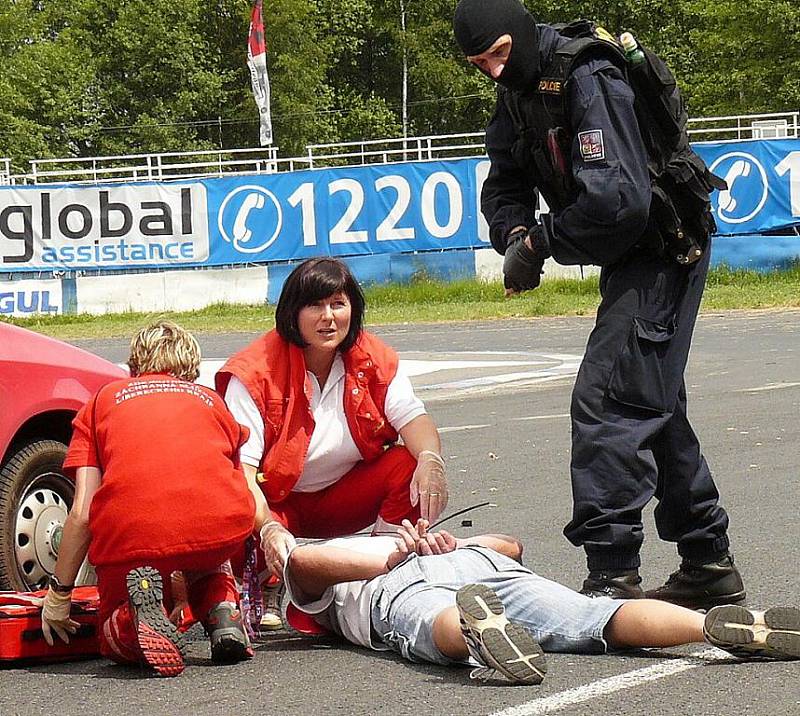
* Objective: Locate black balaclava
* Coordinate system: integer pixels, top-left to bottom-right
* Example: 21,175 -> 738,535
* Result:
453,0 -> 541,93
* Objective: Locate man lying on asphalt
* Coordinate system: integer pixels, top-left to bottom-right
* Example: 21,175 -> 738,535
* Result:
283,520 -> 800,685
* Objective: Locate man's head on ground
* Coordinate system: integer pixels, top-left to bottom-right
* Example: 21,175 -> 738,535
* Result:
453,0 -> 541,92
127,320 -> 201,382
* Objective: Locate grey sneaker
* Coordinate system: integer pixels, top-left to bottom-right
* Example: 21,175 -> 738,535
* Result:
259,581 -> 284,631
704,605 -> 800,660
206,601 -> 254,663
456,583 -> 546,685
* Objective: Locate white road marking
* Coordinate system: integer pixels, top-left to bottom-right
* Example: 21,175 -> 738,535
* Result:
402,359 -> 549,377
513,413 -> 570,422
489,648 -> 727,716
196,353 -> 582,396
738,381 -> 800,393
438,424 -> 492,433
197,359 -> 224,388
420,371 -> 571,391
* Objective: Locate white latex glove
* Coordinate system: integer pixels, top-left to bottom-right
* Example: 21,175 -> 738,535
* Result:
40,589 -> 80,646
260,521 -> 297,578
409,451 -> 448,522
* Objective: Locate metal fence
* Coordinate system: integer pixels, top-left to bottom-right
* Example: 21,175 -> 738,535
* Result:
3,111 -> 797,185
687,111 -> 799,142
305,132 -> 487,168
7,147 -> 312,186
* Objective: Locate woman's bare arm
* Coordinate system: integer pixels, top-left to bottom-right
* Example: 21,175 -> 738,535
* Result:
53,467 -> 102,585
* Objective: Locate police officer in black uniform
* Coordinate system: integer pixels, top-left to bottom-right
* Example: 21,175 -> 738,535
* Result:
453,0 -> 745,610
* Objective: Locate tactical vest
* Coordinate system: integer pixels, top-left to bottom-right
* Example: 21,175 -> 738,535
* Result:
501,20 -> 725,264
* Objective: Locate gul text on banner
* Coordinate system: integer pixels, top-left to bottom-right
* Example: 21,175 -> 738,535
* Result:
0,278 -> 62,316
248,0 -> 273,147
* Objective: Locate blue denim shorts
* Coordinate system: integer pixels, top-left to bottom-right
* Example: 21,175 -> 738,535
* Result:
370,546 -> 624,666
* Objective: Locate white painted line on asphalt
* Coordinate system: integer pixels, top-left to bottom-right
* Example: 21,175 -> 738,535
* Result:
489,648 -> 727,716
513,413 -> 570,422
438,424 -> 492,433
402,359 -> 549,377
420,371 -> 573,391
739,381 -> 800,393
197,359 -> 224,388
197,354 -> 582,394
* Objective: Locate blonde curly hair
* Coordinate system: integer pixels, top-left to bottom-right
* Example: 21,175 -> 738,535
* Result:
127,321 -> 201,382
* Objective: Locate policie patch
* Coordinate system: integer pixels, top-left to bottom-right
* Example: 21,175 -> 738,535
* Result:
578,130 -> 605,162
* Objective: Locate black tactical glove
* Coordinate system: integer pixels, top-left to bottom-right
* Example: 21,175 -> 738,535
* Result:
503,226 -> 549,294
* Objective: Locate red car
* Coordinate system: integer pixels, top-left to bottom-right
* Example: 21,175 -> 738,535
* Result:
0,323 -> 126,591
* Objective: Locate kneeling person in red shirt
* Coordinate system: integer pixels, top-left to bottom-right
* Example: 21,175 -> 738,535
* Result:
40,321 -> 270,676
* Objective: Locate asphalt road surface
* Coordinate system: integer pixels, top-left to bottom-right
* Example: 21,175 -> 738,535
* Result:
3,310 -> 799,716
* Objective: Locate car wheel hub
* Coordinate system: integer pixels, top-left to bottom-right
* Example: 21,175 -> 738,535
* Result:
15,479 -> 69,589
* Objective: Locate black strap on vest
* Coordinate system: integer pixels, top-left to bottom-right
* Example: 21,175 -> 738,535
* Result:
502,21 -> 726,264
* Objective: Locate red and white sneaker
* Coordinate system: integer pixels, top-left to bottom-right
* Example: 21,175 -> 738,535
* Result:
126,566 -> 187,677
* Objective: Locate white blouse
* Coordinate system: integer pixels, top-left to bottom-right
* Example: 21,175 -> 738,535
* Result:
224,354 -> 425,492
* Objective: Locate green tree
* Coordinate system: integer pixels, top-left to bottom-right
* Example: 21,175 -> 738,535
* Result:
681,0 -> 800,116
0,2 -> 102,171
0,0 -> 796,170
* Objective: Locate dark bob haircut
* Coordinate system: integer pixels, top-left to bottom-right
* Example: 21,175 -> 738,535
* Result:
275,257 -> 365,352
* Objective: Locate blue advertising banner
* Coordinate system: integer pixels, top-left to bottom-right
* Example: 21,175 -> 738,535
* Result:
206,159 -> 489,263
693,139 -> 800,236
0,159 -> 490,273
1,141 -> 798,274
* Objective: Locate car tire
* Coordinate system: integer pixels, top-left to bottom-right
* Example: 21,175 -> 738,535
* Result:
0,439 -> 75,591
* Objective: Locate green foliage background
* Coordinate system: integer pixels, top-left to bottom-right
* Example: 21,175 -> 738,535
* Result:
0,0 -> 797,171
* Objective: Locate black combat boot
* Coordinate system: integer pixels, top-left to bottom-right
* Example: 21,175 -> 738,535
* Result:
580,570 -> 644,599
645,554 -> 746,611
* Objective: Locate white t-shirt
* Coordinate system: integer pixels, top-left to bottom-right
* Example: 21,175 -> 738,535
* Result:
283,535 -> 396,650
224,354 -> 425,492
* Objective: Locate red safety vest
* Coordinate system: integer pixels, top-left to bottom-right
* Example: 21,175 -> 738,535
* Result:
216,330 -> 399,503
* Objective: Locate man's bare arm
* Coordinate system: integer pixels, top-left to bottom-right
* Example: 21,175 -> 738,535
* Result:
287,545 -> 391,602
288,529 -> 525,604
456,534 -> 523,561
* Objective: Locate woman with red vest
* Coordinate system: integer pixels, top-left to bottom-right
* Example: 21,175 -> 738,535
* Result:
216,258 -> 448,628
40,322 -> 270,676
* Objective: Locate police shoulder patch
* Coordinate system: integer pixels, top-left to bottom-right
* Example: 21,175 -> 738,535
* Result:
578,130 -> 605,162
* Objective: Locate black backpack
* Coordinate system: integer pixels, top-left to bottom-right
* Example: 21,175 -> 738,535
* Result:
533,20 -> 726,264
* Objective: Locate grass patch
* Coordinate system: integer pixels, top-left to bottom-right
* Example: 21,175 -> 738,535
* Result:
4,265 -> 800,341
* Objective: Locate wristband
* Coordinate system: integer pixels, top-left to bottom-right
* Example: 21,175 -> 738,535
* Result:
48,575 -> 74,594
417,450 -> 445,466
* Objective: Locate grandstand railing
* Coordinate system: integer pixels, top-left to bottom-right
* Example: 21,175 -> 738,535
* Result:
4,111 -> 797,185
8,147 -> 312,186
687,111 -> 798,142
305,132 -> 487,168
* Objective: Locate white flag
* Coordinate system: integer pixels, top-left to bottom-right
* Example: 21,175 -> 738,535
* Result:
247,0 -> 273,146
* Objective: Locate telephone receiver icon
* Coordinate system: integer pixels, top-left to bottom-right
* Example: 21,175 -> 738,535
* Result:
232,192 -> 266,244
717,160 -> 751,214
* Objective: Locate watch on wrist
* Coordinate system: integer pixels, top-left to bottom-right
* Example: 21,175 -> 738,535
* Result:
48,574 -> 74,594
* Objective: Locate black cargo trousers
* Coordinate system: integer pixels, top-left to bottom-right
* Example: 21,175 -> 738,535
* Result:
563,244 -> 731,573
